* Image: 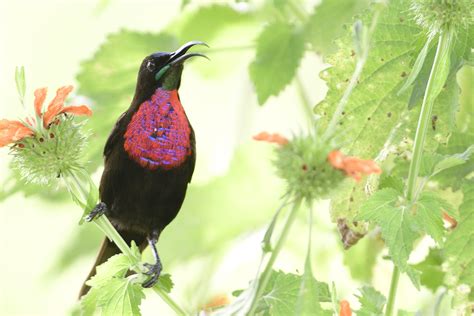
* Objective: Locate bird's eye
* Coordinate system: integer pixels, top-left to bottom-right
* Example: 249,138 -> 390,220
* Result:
146,61 -> 156,72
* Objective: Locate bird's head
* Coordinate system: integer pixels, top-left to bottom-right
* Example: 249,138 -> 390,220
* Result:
136,41 -> 208,92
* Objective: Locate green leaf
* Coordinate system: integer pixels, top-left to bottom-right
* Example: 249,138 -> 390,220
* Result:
379,175 -> 404,193
315,0 -> 458,158
86,254 -> 132,288
154,273 -> 174,293
83,278 -> 145,316
356,286 -> 386,316
249,21 -> 305,105
356,189 -> 421,287
76,30 -> 178,171
170,4 -> 254,44
398,35 -> 433,96
343,235 -> 384,282
413,192 -> 447,244
412,248 -> 445,292
15,66 -> 26,104
432,145 -> 474,177
445,180 -> 474,287
434,131 -> 474,190
305,0 -> 370,55
257,270 -> 331,315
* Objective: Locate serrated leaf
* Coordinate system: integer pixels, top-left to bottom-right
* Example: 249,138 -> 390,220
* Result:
257,270 -> 331,315
445,180 -> 474,286
86,254 -> 132,288
305,0 -> 370,55
412,248 -> 445,292
356,189 -> 421,287
76,30 -> 178,171
89,278 -> 145,316
379,175 -> 404,193
356,286 -> 386,316
154,273 -> 174,293
413,193 -> 446,244
249,21 -> 305,105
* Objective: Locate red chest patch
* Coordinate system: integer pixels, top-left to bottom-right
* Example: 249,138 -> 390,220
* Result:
124,89 -> 191,170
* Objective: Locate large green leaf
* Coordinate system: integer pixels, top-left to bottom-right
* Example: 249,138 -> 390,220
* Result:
305,0 -> 370,55
249,21 -> 305,105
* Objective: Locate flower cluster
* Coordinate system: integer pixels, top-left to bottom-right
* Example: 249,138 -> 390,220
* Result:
1,86 -> 92,184
254,131 -> 381,201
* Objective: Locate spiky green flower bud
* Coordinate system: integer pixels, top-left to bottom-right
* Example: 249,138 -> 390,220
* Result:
273,134 -> 345,202
411,0 -> 474,36
10,117 -> 88,185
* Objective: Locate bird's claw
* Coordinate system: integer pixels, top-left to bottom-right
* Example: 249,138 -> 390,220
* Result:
85,202 -> 108,222
142,262 -> 162,288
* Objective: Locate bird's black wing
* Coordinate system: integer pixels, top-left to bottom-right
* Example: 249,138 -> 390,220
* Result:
103,112 -> 127,158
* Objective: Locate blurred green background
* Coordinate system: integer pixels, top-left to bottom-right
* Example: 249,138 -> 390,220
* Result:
0,0 -> 457,315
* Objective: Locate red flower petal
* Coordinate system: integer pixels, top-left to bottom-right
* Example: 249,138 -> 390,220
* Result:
43,85 -> 73,126
34,87 -> 48,117
328,150 -> 381,181
253,132 -> 289,146
0,119 -> 34,147
59,105 -> 93,117
339,300 -> 352,316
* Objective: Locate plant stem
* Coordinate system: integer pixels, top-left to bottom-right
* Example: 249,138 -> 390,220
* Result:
248,199 -> 302,316
153,288 -> 187,316
385,29 -> 454,316
406,30 -> 453,201
294,75 -> 316,130
385,268 -> 400,316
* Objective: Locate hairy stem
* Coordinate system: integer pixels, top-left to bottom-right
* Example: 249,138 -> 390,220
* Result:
248,199 -> 302,316
153,288 -> 187,315
385,29 -> 454,316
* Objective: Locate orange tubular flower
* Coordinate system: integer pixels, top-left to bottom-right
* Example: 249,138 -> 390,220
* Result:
253,131 -> 289,146
339,300 -> 352,316
328,150 -> 382,181
0,86 -> 92,148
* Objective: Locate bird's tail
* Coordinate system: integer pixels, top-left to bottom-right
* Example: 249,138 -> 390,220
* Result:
78,232 -> 147,298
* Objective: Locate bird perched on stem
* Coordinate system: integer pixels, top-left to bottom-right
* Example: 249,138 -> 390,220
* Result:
79,41 -> 208,297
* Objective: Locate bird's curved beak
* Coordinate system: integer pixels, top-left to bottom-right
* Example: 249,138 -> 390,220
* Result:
168,41 -> 209,66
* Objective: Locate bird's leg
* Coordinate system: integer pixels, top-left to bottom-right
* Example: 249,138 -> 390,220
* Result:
142,229 -> 162,288
85,202 -> 108,222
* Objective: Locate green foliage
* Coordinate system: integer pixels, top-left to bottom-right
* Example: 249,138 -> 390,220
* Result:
255,270 -> 331,315
413,248 -> 445,292
445,180 -> 474,289
343,235 -> 384,282
356,189 -> 421,287
249,21 -> 305,105
356,286 -> 386,316
305,0 -> 370,55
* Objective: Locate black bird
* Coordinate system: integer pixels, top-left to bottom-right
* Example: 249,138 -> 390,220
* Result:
79,41 -> 207,297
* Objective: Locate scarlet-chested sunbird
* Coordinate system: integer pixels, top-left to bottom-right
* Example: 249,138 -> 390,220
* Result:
79,41 -> 208,297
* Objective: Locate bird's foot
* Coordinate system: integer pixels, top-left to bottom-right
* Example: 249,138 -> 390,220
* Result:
142,262 -> 162,288
85,202 -> 108,222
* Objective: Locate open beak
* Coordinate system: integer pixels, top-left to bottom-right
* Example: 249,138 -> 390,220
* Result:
168,41 -> 209,66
